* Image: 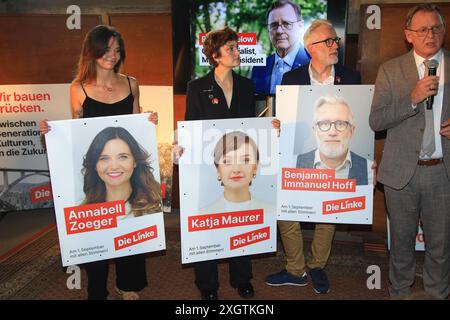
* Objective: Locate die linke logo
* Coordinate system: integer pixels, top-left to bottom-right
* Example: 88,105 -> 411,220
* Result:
114,225 -> 158,250
188,209 -> 264,232
64,200 -> 125,235
198,32 -> 257,45
281,168 -> 356,192
230,226 -> 270,250
322,196 -> 366,215
30,184 -> 52,203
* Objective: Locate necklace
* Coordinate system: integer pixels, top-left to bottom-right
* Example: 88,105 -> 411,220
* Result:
95,82 -> 114,92
102,84 -> 113,92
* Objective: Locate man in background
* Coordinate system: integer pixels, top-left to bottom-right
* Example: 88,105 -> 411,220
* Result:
251,0 -> 310,95
265,19 -> 361,295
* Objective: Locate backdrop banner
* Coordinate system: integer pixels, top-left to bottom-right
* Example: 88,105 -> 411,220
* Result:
0,84 -> 71,213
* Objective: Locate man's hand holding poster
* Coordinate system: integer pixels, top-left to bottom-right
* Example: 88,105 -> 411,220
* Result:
45,114 -> 165,266
276,85 -> 375,224
178,117 -> 278,264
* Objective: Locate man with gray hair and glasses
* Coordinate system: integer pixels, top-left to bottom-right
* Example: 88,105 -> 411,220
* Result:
282,19 -> 360,85
298,96 -> 373,186
370,4 -> 450,299
251,0 -> 310,95
265,19 -> 363,295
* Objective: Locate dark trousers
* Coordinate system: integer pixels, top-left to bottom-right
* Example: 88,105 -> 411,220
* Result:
84,254 -> 148,300
194,256 -> 252,291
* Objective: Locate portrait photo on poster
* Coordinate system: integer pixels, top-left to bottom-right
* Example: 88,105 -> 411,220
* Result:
73,121 -> 162,219
276,85 -> 375,224
178,117 -> 278,264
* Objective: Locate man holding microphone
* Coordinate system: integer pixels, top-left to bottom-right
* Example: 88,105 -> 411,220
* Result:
370,4 -> 450,300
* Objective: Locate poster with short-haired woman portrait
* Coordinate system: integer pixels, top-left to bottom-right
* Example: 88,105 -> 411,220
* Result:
178,117 -> 278,264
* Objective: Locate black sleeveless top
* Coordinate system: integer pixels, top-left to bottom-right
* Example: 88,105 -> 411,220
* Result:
80,76 -> 134,118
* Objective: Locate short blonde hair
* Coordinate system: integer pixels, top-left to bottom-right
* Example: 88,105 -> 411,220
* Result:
303,19 -> 333,53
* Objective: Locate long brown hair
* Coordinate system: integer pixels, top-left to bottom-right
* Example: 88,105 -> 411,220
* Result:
82,127 -> 161,216
74,25 -> 126,84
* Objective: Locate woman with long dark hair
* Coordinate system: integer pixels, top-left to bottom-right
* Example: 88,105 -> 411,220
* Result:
40,25 -> 157,300
82,126 -> 161,218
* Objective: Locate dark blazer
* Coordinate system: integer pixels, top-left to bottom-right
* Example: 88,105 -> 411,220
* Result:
281,62 -> 362,85
296,149 -> 369,185
185,70 -> 255,121
251,45 -> 310,95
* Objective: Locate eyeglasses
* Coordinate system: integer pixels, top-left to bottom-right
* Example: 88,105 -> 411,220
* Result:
406,24 -> 445,37
268,20 -> 300,31
310,37 -> 341,47
315,120 -> 350,132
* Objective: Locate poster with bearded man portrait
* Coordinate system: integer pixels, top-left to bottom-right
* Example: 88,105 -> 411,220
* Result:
276,85 -> 375,224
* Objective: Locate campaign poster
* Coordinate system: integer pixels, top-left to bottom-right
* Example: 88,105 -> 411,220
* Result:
178,117 -> 278,264
276,85 -> 374,224
45,114 -> 165,266
0,84 -> 71,213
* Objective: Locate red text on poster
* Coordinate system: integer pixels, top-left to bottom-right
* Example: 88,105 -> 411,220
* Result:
322,196 -> 366,215
230,226 -> 270,250
30,184 -> 52,203
188,209 -> 264,232
114,225 -> 158,250
64,200 -> 125,235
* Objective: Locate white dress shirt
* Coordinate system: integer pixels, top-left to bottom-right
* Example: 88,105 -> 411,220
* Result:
413,49 -> 444,159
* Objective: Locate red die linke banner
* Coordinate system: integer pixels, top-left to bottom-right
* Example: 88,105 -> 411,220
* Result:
322,196 -> 366,215
199,32 -> 257,45
64,200 -> 125,235
30,184 -> 52,203
114,225 -> 158,251
188,209 -> 264,232
230,226 -> 270,250
281,168 -> 356,192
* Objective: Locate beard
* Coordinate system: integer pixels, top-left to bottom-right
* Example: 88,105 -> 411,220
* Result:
315,134 -> 350,159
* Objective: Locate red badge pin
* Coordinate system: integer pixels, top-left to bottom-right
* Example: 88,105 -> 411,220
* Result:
336,75 -> 342,84
212,97 -> 219,104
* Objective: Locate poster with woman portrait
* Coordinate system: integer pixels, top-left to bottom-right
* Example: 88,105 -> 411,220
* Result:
45,114 -> 165,266
276,85 -> 375,224
178,117 -> 278,264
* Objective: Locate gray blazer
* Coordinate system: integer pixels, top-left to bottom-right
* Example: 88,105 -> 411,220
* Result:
369,49 -> 450,189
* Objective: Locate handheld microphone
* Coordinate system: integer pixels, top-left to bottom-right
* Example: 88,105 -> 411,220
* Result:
425,59 -> 439,110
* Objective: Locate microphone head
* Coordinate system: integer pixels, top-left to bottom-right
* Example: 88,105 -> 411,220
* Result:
425,59 -> 439,70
